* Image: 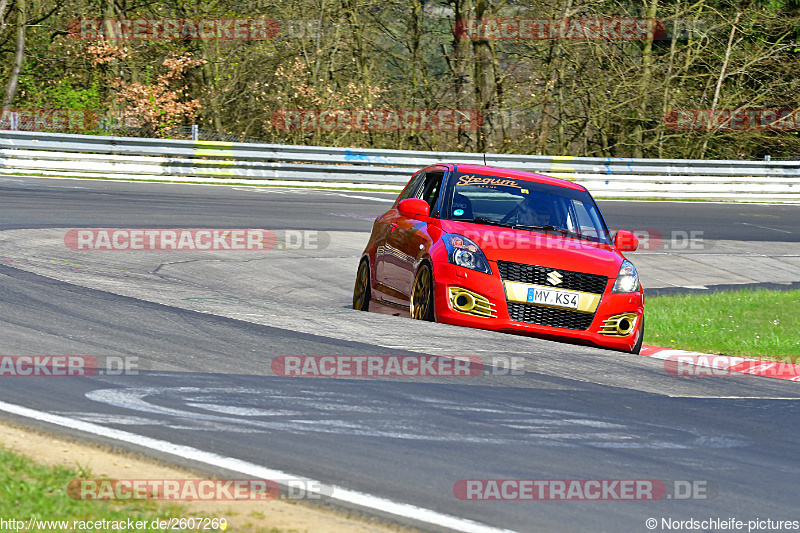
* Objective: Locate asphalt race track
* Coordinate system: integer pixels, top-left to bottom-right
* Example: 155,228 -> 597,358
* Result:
1,176 -> 799,240
1,176 -> 799,532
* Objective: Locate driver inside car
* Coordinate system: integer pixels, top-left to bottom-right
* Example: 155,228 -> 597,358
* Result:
511,195 -> 552,227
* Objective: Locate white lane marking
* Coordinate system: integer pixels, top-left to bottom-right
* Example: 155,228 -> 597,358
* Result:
334,193 -> 395,202
668,394 -> 800,401
741,222 -> 792,234
0,400 -> 515,533
231,187 -> 290,193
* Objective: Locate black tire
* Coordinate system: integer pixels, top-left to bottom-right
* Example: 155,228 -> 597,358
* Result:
353,259 -> 371,311
630,315 -> 644,354
410,263 -> 435,321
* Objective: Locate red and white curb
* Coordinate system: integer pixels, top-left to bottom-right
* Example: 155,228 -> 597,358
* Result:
640,345 -> 800,381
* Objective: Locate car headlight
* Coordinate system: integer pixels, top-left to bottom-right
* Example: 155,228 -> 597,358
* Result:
611,260 -> 639,293
442,233 -> 492,275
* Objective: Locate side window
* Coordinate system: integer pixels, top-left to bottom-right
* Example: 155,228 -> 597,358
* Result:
419,171 -> 444,216
397,172 -> 426,203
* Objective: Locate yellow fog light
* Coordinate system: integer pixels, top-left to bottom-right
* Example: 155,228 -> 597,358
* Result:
449,287 -> 496,318
599,313 -> 638,337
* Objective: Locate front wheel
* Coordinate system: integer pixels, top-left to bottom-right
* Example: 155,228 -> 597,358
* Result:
353,259 -> 371,311
410,263 -> 435,321
629,315 -> 644,354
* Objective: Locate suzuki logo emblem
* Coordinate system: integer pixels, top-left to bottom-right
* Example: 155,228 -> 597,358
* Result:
547,270 -> 563,286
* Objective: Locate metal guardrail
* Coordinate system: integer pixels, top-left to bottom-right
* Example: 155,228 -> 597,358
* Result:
0,130 -> 798,201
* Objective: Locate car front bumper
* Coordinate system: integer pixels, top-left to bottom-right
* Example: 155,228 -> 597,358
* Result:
431,262 -> 644,352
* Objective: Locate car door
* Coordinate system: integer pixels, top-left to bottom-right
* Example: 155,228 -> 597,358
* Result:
381,170 -> 444,305
374,171 -> 426,301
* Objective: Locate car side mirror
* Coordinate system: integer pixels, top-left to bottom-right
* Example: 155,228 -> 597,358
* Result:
614,230 -> 639,251
398,198 -> 431,220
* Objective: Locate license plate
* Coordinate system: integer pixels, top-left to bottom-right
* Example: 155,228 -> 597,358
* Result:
526,286 -> 580,310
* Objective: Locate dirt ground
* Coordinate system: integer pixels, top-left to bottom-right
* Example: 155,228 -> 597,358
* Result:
0,420 -> 419,533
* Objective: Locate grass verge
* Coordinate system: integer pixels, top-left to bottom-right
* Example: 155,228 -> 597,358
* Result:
644,288 -> 800,361
0,445 -> 229,532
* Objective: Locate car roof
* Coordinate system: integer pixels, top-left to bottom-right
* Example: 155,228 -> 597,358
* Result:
444,164 -> 587,192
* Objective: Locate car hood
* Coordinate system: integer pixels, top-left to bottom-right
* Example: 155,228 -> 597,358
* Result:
439,219 -> 624,278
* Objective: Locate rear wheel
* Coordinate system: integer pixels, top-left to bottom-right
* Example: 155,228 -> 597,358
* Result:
629,315 -> 644,354
353,259 -> 371,311
410,263 -> 435,321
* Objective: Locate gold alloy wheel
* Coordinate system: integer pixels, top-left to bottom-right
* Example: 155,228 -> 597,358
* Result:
410,265 -> 433,321
353,260 -> 370,310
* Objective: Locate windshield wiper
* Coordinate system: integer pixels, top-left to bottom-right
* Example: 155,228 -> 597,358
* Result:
513,224 -> 560,232
458,217 -> 515,228
512,224 -> 581,238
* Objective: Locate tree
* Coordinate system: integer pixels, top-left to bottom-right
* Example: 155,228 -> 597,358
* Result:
2,0 -> 25,114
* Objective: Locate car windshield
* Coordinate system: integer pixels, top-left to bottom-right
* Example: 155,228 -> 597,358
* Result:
447,172 -> 611,244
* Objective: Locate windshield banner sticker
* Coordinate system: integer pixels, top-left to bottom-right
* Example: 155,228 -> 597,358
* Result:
457,175 -> 527,190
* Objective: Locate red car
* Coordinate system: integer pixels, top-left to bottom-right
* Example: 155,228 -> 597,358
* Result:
353,164 -> 644,353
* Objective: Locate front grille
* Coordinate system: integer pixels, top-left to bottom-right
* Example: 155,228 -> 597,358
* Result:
507,302 -> 594,330
497,261 -> 608,294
